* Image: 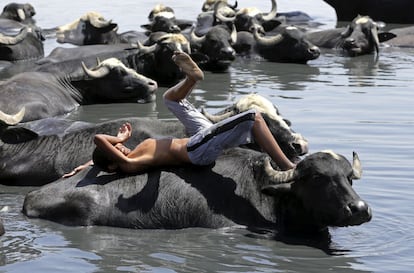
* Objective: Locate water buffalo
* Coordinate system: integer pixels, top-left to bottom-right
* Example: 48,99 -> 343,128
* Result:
1,2 -> 36,24
233,26 -> 320,63
22,149 -> 371,235
323,0 -> 414,24
189,24 -> 237,71
137,33 -> 191,85
0,117 -> 185,186
141,4 -> 193,34
0,57 -> 157,122
233,0 -> 279,34
55,11 -> 129,45
3,34 -> 192,86
0,94 -> 307,186
0,18 -> 43,61
304,15 -> 393,57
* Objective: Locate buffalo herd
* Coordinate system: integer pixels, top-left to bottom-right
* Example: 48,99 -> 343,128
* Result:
7,0 -> 412,238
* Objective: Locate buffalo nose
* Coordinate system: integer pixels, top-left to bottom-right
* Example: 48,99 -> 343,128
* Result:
308,46 -> 320,56
344,38 -> 356,47
170,25 -> 181,33
346,200 -> 372,222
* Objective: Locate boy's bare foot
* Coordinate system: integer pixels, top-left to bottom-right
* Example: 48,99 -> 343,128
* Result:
172,51 -> 204,81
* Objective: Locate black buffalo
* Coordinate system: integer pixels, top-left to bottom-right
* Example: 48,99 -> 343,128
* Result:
22,149 -> 371,235
323,0 -> 414,24
233,0 -> 279,34
141,4 -> 193,34
3,34 -> 192,86
55,11 -> 129,45
137,33 -> 191,85
0,57 -> 157,122
304,15 -> 393,57
0,18 -> 43,61
0,117 -> 185,186
234,26 -> 320,63
0,94 -> 307,186
189,24 -> 237,71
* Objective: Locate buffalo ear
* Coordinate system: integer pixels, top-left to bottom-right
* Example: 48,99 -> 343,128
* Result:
140,23 -> 152,30
262,18 -> 282,32
261,183 -> 292,196
378,32 -> 397,43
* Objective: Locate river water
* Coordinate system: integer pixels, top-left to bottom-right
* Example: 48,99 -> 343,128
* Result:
1,0 -> 413,272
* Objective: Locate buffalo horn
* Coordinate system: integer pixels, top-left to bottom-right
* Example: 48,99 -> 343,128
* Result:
230,23 -> 237,44
81,62 -> 110,78
17,8 -> 26,21
0,107 -> 25,125
371,25 -> 380,55
0,27 -> 28,45
201,107 -> 236,123
254,29 -> 284,46
89,14 -> 112,28
190,29 -> 206,45
352,151 -> 363,180
214,1 -> 236,22
264,157 -> 297,184
136,41 -> 157,54
261,0 -> 277,21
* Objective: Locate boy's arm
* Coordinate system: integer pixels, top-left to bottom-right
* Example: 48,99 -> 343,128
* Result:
62,160 -> 93,178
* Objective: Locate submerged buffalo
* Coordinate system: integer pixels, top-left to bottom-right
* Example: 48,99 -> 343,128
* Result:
0,57 -> 157,122
304,15 -> 393,57
0,18 -> 44,62
22,150 -> 371,234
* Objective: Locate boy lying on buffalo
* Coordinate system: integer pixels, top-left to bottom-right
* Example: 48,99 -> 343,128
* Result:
63,52 -> 295,177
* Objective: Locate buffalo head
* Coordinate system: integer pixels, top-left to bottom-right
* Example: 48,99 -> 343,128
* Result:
262,151 -> 372,233
56,11 -> 119,45
81,58 -> 157,103
1,2 -> 36,24
0,18 -> 43,61
341,15 -> 382,56
254,25 -> 320,63
234,0 -> 278,34
201,94 -> 308,161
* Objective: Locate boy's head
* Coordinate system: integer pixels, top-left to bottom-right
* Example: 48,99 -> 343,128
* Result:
92,147 -> 118,172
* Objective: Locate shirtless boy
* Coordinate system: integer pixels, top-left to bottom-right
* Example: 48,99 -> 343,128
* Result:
63,52 -> 295,177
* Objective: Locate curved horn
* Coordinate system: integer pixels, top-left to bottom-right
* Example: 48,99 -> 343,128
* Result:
190,29 -> 206,45
0,27 -> 28,45
136,41 -> 157,54
81,62 -> 110,78
89,14 -> 112,28
214,1 -> 236,22
371,24 -> 380,55
229,0 -> 238,10
254,29 -> 284,46
0,107 -> 25,125
201,107 -> 236,123
261,0 -> 277,21
352,151 -> 363,180
230,23 -> 237,44
264,157 -> 297,184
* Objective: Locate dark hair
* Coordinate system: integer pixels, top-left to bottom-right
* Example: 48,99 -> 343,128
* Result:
92,147 -> 114,172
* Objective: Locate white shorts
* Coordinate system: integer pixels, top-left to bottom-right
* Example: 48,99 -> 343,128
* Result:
164,97 -> 256,165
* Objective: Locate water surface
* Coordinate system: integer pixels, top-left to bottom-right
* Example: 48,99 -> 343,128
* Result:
1,1 -> 413,272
